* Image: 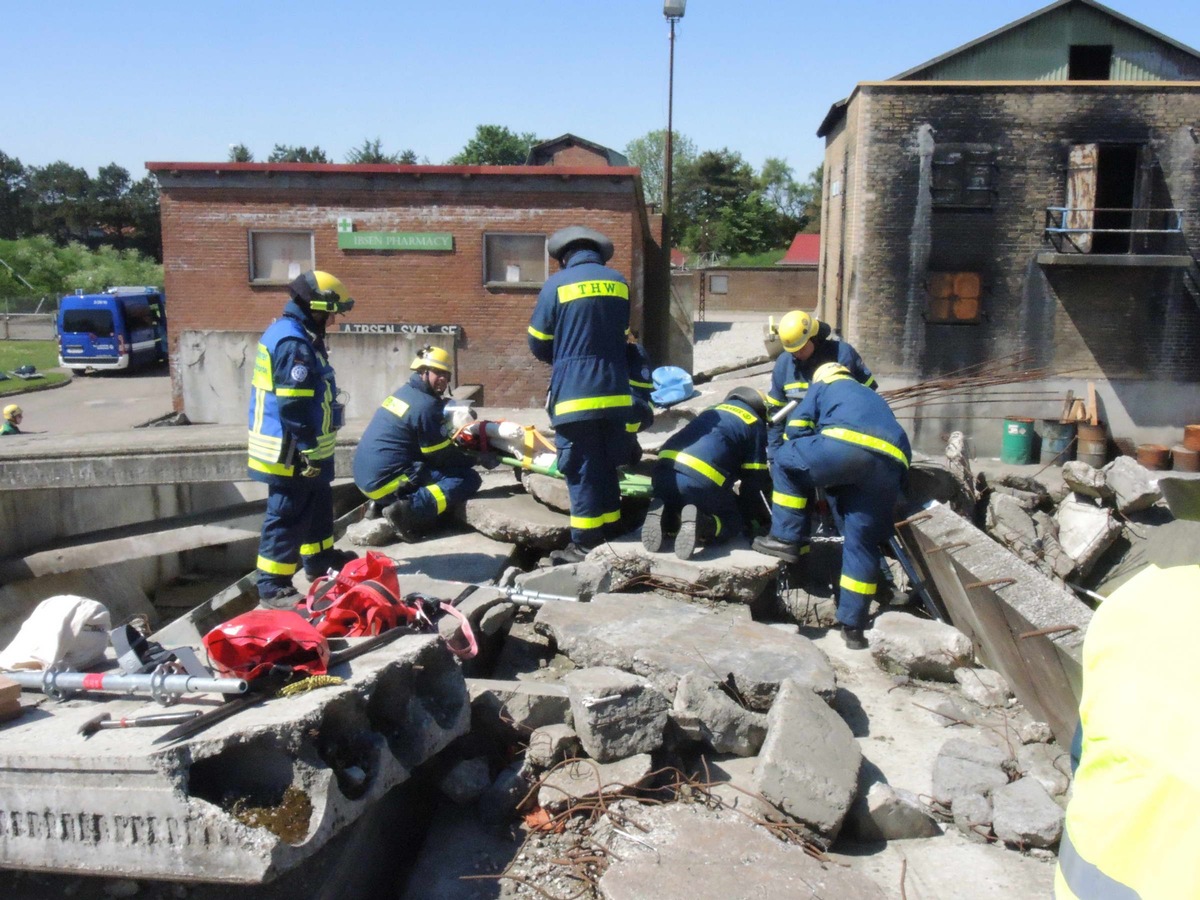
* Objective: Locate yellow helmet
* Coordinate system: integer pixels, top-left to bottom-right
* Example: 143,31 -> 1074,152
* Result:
3,404 -> 21,421
778,310 -> 819,353
813,362 -> 850,384
410,345 -> 452,374
290,270 -> 354,314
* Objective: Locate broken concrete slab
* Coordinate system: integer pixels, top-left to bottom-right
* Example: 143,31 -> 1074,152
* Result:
385,527 -> 515,587
952,792 -> 994,842
1102,456 -> 1162,514
0,632 -> 468,884
536,592 -> 837,708
537,753 -> 654,812
1062,461 -> 1112,500
597,803 -> 889,900
1055,499 -> 1121,577
907,456 -> 976,519
1015,741 -> 1071,799
563,666 -> 670,762
525,723 -> 581,771
1031,511 -> 1076,581
673,671 -> 768,757
478,760 -> 533,830
991,777 -> 1064,849
588,537 -> 778,605
397,799 -> 521,900
751,678 -> 861,842
691,753 -> 780,822
911,688 -> 979,728
439,757 -> 490,805
954,667 -> 1012,708
930,738 -> 1012,809
520,470 -> 570,514
466,678 -> 570,740
454,473 -> 569,549
1020,721 -> 1054,745
506,559 -> 615,602
848,782 -> 942,842
869,611 -> 974,681
343,516 -> 395,548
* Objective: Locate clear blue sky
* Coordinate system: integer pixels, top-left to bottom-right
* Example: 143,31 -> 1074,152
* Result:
4,0 -> 1198,183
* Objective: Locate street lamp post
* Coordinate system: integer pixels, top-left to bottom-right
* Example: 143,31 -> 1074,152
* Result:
663,0 -> 685,237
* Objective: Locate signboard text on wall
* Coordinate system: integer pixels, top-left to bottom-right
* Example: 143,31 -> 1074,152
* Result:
336,217 -> 453,251
340,323 -> 462,335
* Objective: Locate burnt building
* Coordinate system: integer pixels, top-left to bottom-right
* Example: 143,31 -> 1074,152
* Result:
817,0 -> 1200,454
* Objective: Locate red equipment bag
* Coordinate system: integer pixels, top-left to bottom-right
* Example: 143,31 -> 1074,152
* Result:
305,550 -> 412,638
202,610 -> 330,681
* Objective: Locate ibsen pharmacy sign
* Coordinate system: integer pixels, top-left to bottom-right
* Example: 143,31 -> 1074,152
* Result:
337,217 -> 452,251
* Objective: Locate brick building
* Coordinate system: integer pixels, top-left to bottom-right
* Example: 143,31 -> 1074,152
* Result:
817,0 -> 1200,453
148,155 -> 670,424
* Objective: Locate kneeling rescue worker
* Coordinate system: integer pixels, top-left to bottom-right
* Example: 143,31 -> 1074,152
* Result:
248,270 -> 358,607
528,225 -> 632,562
645,387 -> 770,560
353,345 -> 483,541
752,362 -> 910,649
2,404 -> 23,435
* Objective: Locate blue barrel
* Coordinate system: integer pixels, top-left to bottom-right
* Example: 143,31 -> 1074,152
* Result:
1001,417 -> 1035,465
1039,420 -> 1077,465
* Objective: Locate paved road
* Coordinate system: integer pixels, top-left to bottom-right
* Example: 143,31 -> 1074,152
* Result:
8,365 -> 174,435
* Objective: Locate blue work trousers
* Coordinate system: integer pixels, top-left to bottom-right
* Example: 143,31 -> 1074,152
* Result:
650,465 -> 741,543
770,435 -> 905,629
555,419 -> 626,547
257,477 -> 334,596
398,464 -> 482,526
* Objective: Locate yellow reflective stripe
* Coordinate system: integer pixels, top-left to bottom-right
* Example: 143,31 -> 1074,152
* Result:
864,375 -> 877,388
251,344 -> 273,391
528,326 -> 553,341
626,421 -> 640,433
249,457 -> 294,476
659,449 -> 726,487
421,438 -> 451,454
840,574 -> 877,595
799,544 -> 811,556
772,491 -> 808,510
556,280 -> 630,303
427,484 -> 448,515
383,396 -> 410,418
823,427 -> 910,468
715,403 -> 759,425
300,536 -> 335,556
787,419 -> 814,430
784,381 -> 809,391
712,515 -> 722,537
819,373 -> 853,385
363,474 -> 409,500
570,508 -> 621,530
256,555 -> 297,576
249,432 -> 283,453
253,386 -> 266,433
741,462 -> 768,470
630,379 -> 653,389
554,394 -> 632,416
765,395 -> 785,407
276,386 -> 315,397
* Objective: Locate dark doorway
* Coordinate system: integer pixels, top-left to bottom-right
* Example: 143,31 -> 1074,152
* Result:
1069,45 -> 1112,80
1093,145 -> 1138,252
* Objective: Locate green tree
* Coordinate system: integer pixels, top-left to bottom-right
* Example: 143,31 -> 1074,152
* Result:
799,163 -> 823,233
91,164 -> 134,250
675,149 -> 761,258
345,138 -> 418,165
27,161 -> 92,245
267,145 -> 331,163
624,129 -> 697,210
227,143 -> 254,162
0,236 -> 161,299
448,125 -> 538,165
126,175 -> 162,262
0,151 -> 32,239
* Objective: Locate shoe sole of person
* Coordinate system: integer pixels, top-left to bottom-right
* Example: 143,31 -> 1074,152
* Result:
258,591 -> 301,611
675,505 -> 699,560
751,537 -> 801,564
843,629 -> 868,650
642,500 -> 665,553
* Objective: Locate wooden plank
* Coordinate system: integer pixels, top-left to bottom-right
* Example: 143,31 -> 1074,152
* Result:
1060,390 -> 1074,424
1087,382 -> 1099,426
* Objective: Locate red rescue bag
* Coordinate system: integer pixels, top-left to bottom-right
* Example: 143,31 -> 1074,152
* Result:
202,609 -> 330,681
305,550 -> 411,638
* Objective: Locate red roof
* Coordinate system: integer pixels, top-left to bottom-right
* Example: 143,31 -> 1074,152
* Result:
778,233 -> 821,266
670,248 -> 687,267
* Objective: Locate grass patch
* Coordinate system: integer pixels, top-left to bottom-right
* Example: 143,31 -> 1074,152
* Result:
0,340 -> 69,395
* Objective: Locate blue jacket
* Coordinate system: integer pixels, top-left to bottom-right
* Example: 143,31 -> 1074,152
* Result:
767,324 -> 875,455
528,248 -> 631,427
627,340 -> 654,434
658,396 -> 770,492
247,301 -> 339,486
790,369 -> 911,470
353,372 -> 472,500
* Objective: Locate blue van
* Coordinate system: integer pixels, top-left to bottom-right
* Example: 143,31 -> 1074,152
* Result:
57,287 -> 167,372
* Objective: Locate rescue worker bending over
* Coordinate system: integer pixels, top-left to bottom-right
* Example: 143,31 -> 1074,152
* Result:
752,363 -> 910,649
2,404 -> 23,435
353,346 -> 482,542
644,387 -> 770,560
766,310 -> 875,460
625,334 -> 655,466
528,226 -> 632,562
248,270 -> 358,607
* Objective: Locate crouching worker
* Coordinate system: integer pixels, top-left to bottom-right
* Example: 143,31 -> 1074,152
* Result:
353,346 -> 482,541
644,387 -> 770,560
752,363 -> 910,649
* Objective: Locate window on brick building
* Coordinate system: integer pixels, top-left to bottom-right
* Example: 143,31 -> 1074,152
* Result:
925,272 -> 982,324
708,275 -> 729,294
1069,45 -> 1112,80
931,146 -> 997,209
484,234 -> 547,287
249,231 -> 315,284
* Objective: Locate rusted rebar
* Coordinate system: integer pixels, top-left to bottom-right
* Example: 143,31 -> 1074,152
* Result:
963,577 -> 1017,590
924,541 -> 970,555
1019,624 -> 1080,640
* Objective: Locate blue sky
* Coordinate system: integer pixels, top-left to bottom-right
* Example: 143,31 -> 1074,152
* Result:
4,0 -> 1198,183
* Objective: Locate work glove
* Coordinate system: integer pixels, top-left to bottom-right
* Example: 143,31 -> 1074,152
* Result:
298,451 -> 321,478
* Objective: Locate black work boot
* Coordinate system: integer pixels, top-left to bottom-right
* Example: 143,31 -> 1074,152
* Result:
384,497 -> 419,542
842,626 -> 868,650
641,498 -> 666,553
751,534 -> 803,564
675,505 -> 717,560
258,586 -> 302,610
549,542 -> 589,565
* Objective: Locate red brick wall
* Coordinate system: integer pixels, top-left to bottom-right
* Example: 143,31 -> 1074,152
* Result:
548,146 -> 609,167
159,181 -> 645,409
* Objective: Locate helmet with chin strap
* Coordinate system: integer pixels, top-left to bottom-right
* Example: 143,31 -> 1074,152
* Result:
289,270 -> 354,314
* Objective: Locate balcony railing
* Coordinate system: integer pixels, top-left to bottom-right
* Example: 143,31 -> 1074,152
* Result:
1043,207 -> 1185,255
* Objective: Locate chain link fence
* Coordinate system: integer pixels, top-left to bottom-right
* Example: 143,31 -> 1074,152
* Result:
1,296 -> 57,340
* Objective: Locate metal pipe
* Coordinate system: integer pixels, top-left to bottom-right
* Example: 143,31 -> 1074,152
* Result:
10,669 -> 248,704
770,399 -> 797,424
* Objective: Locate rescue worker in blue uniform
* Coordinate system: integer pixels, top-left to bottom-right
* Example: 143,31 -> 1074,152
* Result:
752,362 -> 910,649
625,334 -> 655,465
643,387 -> 771,560
248,270 -> 357,607
529,226 -> 632,561
352,345 -> 483,541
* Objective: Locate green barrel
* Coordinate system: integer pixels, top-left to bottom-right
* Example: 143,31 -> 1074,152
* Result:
1001,417 -> 1035,465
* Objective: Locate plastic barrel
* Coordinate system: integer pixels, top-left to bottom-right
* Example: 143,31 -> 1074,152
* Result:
1001,417 -> 1035,465
1077,422 -> 1108,468
1184,425 -> 1200,452
1136,444 -> 1171,470
1172,444 -> 1200,472
1038,420 -> 1077,465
